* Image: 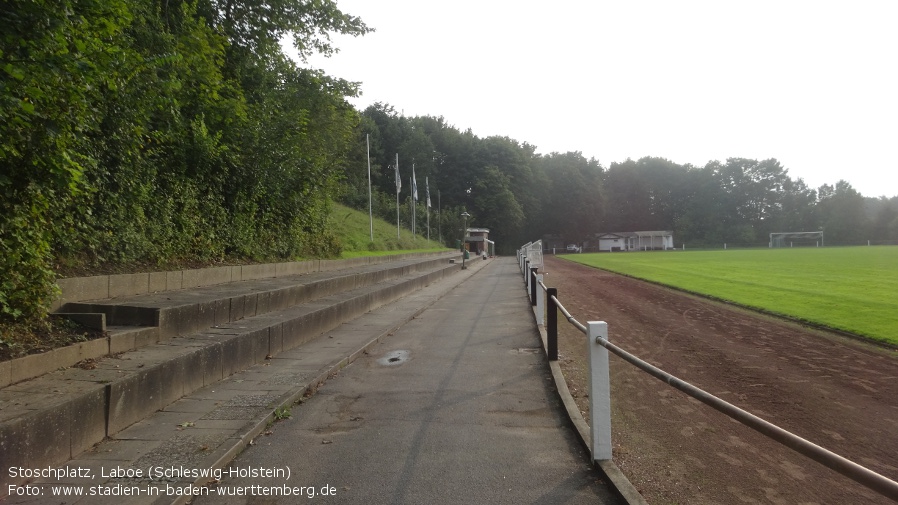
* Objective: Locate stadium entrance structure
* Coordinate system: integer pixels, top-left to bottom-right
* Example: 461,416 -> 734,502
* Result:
769,231 -> 824,248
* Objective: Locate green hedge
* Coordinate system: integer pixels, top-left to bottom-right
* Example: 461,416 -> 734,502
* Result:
0,0 -> 367,324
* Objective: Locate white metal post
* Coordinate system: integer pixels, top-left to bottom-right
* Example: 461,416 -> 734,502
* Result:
536,274 -> 545,325
525,259 -> 531,295
587,321 -> 612,461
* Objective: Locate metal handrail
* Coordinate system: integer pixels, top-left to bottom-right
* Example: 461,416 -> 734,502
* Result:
551,294 -> 586,334
599,335 -> 898,500
541,277 -> 898,502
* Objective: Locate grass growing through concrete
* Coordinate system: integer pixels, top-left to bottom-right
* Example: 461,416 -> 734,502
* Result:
563,247 -> 898,345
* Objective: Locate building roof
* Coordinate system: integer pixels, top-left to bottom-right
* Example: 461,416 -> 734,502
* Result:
633,230 -> 673,237
597,230 -> 673,239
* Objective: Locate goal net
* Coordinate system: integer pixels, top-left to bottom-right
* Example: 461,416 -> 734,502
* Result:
769,231 -> 824,248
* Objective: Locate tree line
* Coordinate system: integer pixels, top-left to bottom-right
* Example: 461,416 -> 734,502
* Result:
3,1 -> 896,330
341,104 -> 898,253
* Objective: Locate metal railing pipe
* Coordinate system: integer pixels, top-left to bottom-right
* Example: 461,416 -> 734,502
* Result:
551,295 -> 587,334
593,335 -> 898,502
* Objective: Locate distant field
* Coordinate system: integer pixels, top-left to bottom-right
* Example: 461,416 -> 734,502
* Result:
562,247 -> 898,345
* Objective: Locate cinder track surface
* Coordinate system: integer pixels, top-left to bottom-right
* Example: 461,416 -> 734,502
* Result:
544,255 -> 898,505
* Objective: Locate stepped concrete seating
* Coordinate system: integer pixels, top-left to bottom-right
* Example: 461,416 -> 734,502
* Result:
0,252 -> 459,490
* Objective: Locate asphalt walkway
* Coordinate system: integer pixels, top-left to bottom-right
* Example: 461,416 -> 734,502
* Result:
8,257 -> 622,504
193,257 -> 621,504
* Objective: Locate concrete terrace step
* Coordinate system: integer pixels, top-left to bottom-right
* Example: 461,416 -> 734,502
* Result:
1,253 -> 456,389
7,258 -> 494,505
0,254 -> 461,492
60,254 -> 457,350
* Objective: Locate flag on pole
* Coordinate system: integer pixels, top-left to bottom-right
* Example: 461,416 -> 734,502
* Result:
395,154 -> 401,194
412,164 -> 418,201
426,177 -> 431,208
395,153 -> 400,239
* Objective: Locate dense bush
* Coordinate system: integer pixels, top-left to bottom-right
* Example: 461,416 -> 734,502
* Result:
0,0 -> 369,325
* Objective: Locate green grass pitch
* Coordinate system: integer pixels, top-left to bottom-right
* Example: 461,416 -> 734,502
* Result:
562,247 -> 898,346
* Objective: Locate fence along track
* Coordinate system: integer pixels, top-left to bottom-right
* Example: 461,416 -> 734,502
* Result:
517,246 -> 898,502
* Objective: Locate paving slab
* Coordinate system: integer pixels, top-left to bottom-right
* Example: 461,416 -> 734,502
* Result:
5,258 -> 632,505
188,257 -> 622,505
5,258 -> 484,504
2,259 -> 461,488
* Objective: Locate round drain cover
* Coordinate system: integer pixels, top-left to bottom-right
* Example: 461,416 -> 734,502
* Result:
378,350 -> 410,366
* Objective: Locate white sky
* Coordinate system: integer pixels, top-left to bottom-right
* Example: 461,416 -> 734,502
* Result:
299,0 -> 898,198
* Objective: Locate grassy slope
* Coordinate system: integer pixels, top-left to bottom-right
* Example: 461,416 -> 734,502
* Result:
563,247 -> 898,345
328,203 -> 449,257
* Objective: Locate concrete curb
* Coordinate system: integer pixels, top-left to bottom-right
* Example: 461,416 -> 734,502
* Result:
531,307 -> 649,505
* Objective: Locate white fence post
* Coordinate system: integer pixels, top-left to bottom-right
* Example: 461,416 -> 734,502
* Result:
524,258 -> 530,284
536,274 -> 544,325
587,321 -> 612,461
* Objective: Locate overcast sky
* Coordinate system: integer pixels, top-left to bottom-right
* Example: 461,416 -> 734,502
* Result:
299,0 -> 897,198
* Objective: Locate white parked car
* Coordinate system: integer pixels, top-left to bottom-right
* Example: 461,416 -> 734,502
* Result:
566,244 -> 581,253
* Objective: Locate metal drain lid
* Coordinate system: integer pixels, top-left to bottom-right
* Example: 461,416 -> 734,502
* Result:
378,350 -> 410,366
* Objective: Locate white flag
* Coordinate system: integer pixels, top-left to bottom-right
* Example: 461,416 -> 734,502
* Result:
426,177 -> 431,208
395,154 -> 401,194
412,164 -> 418,201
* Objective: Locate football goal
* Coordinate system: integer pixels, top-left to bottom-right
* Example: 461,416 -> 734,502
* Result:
769,231 -> 824,248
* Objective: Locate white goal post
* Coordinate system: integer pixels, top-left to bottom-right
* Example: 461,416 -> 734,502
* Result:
769,231 -> 824,248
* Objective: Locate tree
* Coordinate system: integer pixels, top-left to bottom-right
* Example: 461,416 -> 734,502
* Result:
470,166 -> 525,245
817,181 -> 869,244
773,177 -> 818,232
1,0 -> 373,325
676,165 -> 729,245
603,157 -> 687,233
539,152 -> 604,243
715,158 -> 790,242
204,0 -> 371,63
1,0 -> 134,319
869,197 -> 898,242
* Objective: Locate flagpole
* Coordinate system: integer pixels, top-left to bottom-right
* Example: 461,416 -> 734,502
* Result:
411,163 -> 418,241
438,190 -> 442,245
395,153 -> 400,240
426,177 -> 430,242
367,134 -> 373,242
